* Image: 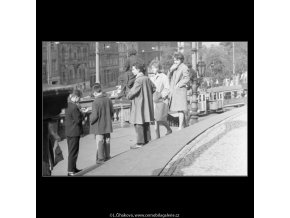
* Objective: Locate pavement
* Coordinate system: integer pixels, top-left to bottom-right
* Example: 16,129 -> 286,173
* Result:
51,106 -> 246,176
51,123 -> 179,176
82,106 -> 246,176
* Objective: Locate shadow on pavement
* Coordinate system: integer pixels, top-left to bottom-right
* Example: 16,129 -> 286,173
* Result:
74,150 -> 131,176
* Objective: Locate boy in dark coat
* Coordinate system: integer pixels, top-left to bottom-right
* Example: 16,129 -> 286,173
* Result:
90,83 -> 114,164
65,89 -> 84,176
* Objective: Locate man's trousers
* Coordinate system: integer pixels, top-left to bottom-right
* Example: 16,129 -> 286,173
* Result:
134,122 -> 151,145
95,133 -> 111,161
67,136 -> 80,172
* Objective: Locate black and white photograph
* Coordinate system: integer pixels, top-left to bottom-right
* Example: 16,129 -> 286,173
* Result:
10,0 -> 290,217
42,41 -> 248,177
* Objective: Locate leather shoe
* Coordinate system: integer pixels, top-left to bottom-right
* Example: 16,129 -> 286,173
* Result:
74,168 -> 82,173
96,159 -> 105,164
165,130 -> 172,135
67,169 -> 82,176
130,144 -> 142,149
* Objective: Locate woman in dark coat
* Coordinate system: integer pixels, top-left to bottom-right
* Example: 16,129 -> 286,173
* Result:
127,59 -> 156,149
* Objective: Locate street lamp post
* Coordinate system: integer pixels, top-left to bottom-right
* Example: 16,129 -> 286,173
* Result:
192,42 -> 198,72
116,42 -> 128,128
158,42 -> 160,61
188,60 -> 205,125
46,42 -> 51,85
233,42 -> 235,75
96,42 -> 100,83
46,41 -> 60,85
124,42 -> 128,58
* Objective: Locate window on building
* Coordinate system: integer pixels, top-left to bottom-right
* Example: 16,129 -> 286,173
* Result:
77,47 -> 81,58
62,47 -> 66,60
62,71 -> 66,82
234,91 -> 238,98
84,48 -> 87,59
224,92 -> 231,99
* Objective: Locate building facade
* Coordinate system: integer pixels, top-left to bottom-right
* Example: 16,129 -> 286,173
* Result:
42,42 -> 184,90
42,41 -> 120,90
42,41 -> 91,89
87,42 -> 120,88
137,42 -> 160,66
42,42 -> 60,84
98,42 -> 119,88
58,42 -> 90,89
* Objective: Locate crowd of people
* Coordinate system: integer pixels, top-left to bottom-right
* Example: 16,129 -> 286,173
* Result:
43,50 -> 195,176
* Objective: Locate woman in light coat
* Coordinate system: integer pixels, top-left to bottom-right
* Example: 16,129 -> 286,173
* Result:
149,60 -> 172,139
168,52 -> 190,130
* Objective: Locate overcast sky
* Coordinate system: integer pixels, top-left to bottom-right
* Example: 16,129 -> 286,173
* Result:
203,42 -> 220,47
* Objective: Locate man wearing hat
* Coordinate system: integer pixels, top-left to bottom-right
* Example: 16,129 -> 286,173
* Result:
65,89 -> 84,176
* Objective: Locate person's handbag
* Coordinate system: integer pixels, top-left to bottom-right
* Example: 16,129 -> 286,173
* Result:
54,141 -> 64,166
153,91 -> 162,103
153,91 -> 169,121
154,101 -> 169,121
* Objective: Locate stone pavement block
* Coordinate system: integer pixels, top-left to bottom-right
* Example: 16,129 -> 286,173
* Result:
171,111 -> 247,176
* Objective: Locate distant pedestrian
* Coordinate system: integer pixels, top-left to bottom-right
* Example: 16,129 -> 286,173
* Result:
168,52 -> 190,130
215,79 -> 219,86
149,60 -> 172,139
65,89 -> 84,176
90,83 -> 114,164
117,48 -> 138,99
127,58 -> 156,149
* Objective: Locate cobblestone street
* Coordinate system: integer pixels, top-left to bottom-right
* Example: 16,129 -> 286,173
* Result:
161,110 -> 247,176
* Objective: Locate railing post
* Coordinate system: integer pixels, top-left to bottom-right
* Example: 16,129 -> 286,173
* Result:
188,79 -> 199,125
120,98 -> 124,128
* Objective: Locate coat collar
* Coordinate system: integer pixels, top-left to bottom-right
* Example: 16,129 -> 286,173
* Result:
176,63 -> 185,70
95,92 -> 107,98
153,72 -> 163,80
136,72 -> 144,78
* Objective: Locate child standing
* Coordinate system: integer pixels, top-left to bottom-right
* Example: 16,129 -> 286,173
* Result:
65,89 -> 83,176
90,83 -> 114,164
